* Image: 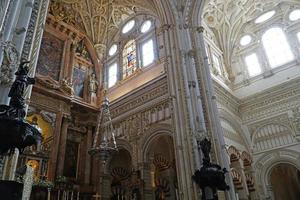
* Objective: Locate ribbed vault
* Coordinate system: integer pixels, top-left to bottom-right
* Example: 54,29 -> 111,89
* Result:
203,0 -> 300,81
49,0 -> 157,52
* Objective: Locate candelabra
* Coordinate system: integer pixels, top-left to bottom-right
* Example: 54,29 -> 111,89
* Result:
89,97 -> 117,164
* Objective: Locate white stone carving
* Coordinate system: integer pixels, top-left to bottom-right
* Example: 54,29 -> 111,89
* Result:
0,41 -> 19,85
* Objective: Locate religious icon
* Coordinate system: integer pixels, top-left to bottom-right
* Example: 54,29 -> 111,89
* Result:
37,32 -> 64,81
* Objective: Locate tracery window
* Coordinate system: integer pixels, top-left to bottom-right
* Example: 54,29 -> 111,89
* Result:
262,27 -> 294,68
122,40 -> 137,78
231,5 -> 300,82
106,16 -> 158,88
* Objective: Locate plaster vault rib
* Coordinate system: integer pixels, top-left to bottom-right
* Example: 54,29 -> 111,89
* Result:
55,0 -> 157,47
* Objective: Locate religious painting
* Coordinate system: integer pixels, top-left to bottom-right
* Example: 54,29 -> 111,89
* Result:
63,140 -> 79,178
72,67 -> 86,98
37,31 -> 64,81
122,40 -> 137,78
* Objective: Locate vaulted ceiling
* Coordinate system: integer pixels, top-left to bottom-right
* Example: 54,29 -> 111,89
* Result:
203,0 -> 300,81
49,0 -> 157,48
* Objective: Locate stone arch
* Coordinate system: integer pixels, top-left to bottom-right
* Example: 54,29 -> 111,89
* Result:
139,123 -> 173,162
218,108 -> 250,149
251,123 -> 295,152
240,151 -> 252,167
254,149 -> 300,198
227,145 -> 241,163
140,124 -> 177,200
116,138 -> 133,155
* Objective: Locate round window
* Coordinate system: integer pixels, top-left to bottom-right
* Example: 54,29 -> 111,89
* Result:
255,11 -> 276,24
109,44 -> 117,56
240,35 -> 252,46
122,20 -> 135,34
141,20 -> 152,33
289,9 -> 300,21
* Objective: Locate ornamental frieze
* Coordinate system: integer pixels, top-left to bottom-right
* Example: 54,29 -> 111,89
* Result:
113,100 -> 172,140
110,77 -> 168,118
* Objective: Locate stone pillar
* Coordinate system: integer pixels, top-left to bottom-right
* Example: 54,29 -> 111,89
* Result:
0,0 -> 11,33
236,161 -> 249,200
7,148 -> 19,180
194,27 -> 236,200
0,0 -> 22,48
0,0 -> 23,105
48,112 -> 63,181
13,0 -> 35,54
0,0 -> 35,105
56,116 -> 71,176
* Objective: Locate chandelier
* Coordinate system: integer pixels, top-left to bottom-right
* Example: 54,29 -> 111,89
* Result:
89,96 -> 117,164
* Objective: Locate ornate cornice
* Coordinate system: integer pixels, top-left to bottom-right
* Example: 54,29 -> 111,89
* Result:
240,77 -> 300,123
110,76 -> 169,119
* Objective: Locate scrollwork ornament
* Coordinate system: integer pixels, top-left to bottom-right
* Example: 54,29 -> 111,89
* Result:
0,41 -> 19,85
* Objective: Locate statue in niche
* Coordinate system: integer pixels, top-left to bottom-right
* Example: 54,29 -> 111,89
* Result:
89,73 -> 98,104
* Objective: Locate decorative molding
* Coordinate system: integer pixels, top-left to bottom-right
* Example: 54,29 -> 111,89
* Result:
110,76 -> 169,119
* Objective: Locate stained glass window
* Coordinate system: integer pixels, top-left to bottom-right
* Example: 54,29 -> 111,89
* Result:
123,40 -> 137,78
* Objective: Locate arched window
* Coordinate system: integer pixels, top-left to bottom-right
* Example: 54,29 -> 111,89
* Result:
262,27 -> 294,68
122,40 -> 137,78
142,39 -> 154,66
245,53 -> 262,77
108,63 -> 118,88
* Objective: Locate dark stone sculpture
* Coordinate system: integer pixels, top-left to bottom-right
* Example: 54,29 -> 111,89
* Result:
192,138 -> 230,200
0,61 -> 42,154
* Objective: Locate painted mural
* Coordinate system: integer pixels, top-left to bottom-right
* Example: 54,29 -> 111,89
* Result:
37,31 -> 64,81
73,67 -> 86,98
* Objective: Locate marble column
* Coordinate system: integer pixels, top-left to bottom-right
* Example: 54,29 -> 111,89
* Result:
0,0 -> 23,105
195,26 -> 237,200
161,22 -> 199,199
0,0 -> 34,105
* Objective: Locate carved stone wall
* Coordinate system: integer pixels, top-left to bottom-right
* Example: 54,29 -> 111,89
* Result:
215,75 -> 300,199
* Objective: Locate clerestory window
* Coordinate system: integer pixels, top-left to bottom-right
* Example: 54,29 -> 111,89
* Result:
262,27 -> 294,68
